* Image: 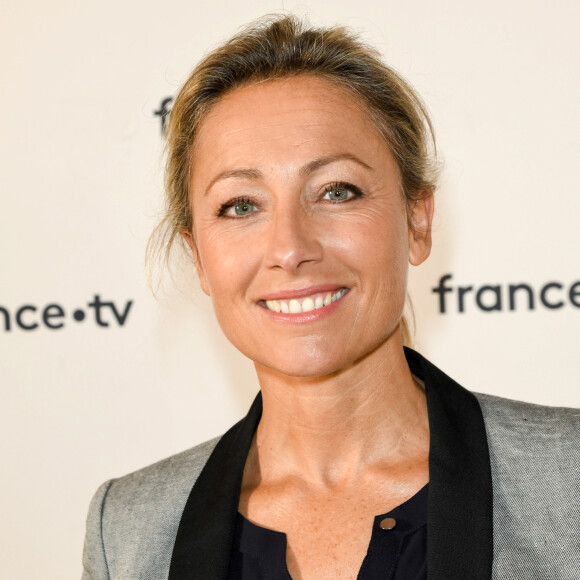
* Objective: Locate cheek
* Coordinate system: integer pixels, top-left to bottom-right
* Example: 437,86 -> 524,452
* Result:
323,205 -> 409,269
340,208 -> 410,318
195,224 -> 260,309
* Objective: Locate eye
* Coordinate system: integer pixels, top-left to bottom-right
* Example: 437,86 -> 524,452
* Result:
322,182 -> 363,203
232,201 -> 256,216
218,198 -> 258,218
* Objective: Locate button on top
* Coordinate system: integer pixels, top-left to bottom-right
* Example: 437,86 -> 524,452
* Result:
379,517 -> 397,530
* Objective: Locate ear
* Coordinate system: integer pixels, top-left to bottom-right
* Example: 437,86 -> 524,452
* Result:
182,230 -> 210,296
408,192 -> 434,266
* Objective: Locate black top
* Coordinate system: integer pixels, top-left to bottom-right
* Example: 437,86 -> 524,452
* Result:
227,483 -> 428,579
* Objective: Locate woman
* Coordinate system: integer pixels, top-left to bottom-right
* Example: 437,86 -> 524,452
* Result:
83,15 -> 580,580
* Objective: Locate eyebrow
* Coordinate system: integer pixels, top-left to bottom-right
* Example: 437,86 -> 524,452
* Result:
204,168 -> 262,196
204,153 -> 373,196
300,153 -> 373,176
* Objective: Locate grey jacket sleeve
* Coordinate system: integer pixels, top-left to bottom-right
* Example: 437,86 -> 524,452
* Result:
82,479 -> 115,580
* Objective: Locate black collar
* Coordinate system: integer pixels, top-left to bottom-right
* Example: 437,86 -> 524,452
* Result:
169,348 -> 493,579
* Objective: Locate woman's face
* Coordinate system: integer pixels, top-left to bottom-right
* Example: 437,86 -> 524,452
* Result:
186,75 -> 432,378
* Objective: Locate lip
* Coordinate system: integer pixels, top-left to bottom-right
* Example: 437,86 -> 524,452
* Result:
257,287 -> 350,324
259,284 -> 346,301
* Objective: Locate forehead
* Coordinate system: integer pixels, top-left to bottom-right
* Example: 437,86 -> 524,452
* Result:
190,75 -> 397,187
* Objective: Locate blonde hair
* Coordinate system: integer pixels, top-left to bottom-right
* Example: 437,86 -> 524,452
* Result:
150,14 -> 438,346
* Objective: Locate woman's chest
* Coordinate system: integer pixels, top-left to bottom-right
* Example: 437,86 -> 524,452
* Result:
233,484 -> 428,579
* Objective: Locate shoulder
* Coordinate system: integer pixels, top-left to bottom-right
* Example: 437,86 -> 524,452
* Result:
83,436 -> 221,579
104,435 -> 221,506
474,391 -> 580,471
102,435 -> 222,530
475,391 -> 580,444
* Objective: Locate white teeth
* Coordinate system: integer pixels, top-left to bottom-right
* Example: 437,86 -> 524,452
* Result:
264,289 -> 347,314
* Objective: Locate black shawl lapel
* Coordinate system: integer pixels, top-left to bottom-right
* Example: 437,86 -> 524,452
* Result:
169,348 -> 493,579
405,348 -> 493,579
168,394 -> 263,579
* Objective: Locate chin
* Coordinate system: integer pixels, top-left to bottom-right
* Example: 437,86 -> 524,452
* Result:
245,337 -> 345,379
256,357 -> 346,380
224,316 -> 403,381
250,337 -> 388,381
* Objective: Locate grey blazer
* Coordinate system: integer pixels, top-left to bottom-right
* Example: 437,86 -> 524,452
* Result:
82,349 -> 580,579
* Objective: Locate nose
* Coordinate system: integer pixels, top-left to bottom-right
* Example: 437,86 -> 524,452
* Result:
264,204 -> 323,272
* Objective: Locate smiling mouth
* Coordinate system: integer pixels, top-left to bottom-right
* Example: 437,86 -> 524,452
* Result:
260,288 -> 348,314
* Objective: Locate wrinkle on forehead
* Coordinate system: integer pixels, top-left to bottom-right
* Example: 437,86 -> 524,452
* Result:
189,75 -> 397,198
193,75 -> 383,150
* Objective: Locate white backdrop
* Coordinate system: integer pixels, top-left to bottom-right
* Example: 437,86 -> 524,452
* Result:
1,0 -> 578,577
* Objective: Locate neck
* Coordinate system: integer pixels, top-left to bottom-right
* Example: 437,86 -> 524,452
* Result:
252,340 -> 429,486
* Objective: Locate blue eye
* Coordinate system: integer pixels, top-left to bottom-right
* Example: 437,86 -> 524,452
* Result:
324,187 -> 351,202
323,182 -> 364,203
218,198 -> 258,218
233,201 -> 255,216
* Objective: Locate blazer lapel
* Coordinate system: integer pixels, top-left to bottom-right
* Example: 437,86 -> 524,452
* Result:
168,394 -> 262,579
169,348 -> 493,579
405,348 -> 493,579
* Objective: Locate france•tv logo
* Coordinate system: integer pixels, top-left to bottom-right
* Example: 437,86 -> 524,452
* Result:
432,274 -> 580,313
0,295 -> 133,332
